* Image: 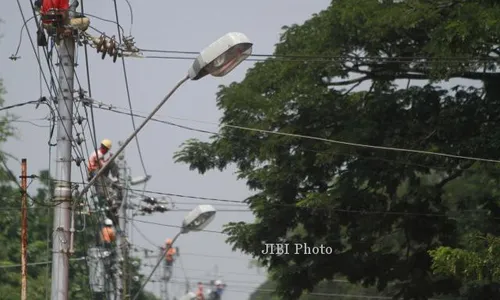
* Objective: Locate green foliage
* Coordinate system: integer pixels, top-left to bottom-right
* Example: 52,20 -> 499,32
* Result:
174,0 -> 500,299
430,236 -> 500,282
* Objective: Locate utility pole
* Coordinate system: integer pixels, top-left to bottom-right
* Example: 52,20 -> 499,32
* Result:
116,141 -> 128,299
160,248 -> 169,300
50,17 -> 76,300
20,158 -> 28,300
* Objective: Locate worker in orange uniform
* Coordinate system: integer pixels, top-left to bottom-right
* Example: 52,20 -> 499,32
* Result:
196,282 -> 205,300
100,218 -> 116,249
162,238 -> 177,281
87,139 -> 113,181
99,218 -> 116,278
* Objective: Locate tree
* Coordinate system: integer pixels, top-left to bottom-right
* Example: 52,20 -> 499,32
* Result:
174,0 -> 500,299
428,166 -> 500,298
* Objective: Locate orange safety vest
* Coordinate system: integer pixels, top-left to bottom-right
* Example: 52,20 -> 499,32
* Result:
100,227 -> 115,243
165,247 -> 176,262
88,149 -> 108,173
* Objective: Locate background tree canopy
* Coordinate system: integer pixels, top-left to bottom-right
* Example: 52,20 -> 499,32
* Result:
174,0 -> 500,299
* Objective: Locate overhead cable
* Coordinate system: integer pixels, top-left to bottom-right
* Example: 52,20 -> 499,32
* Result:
91,103 -> 500,164
112,0 -> 149,176
138,48 -> 500,63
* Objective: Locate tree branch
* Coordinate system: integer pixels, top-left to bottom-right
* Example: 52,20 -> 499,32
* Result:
341,80 -> 363,96
343,63 -> 500,82
328,76 -> 370,86
435,162 -> 475,189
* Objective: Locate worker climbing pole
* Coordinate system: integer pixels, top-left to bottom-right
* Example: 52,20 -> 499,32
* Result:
87,138 -> 125,224
159,238 -> 179,300
87,218 -> 117,299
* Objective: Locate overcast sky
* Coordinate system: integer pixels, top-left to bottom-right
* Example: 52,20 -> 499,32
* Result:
1,1 -> 330,299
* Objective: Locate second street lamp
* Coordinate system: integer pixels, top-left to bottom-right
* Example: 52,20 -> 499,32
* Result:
78,32 -> 253,199
132,204 -> 217,300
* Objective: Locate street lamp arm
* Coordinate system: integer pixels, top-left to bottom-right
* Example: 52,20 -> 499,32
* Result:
132,230 -> 182,300
77,75 -> 190,198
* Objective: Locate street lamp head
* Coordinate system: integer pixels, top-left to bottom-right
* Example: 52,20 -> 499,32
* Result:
188,32 -> 252,81
130,174 -> 152,185
181,204 -> 216,233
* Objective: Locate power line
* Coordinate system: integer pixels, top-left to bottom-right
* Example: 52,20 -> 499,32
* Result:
91,104 -> 500,164
8,177 -> 500,219
83,12 -> 125,35
112,0 -> 148,176
156,277 -> 405,299
0,257 -> 86,269
0,97 -> 52,112
10,15 -> 35,60
79,0 -> 100,161
121,216 -> 224,234
137,48 -> 499,62
91,103 -> 216,134
132,245 -> 260,263
87,99 -> 500,172
136,49 -> 500,64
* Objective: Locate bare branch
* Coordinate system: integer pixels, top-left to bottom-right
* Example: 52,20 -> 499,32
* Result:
343,62 -> 500,82
342,80 -> 363,96
328,76 -> 369,86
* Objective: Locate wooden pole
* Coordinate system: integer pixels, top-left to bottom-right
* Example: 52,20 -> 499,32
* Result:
21,158 -> 28,300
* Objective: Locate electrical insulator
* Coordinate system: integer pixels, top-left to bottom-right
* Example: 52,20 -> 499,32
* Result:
94,34 -> 119,63
142,197 -> 158,205
75,133 -> 84,145
154,205 -> 168,213
74,157 -> 85,167
78,88 -> 86,99
75,115 -> 85,125
139,205 -> 153,214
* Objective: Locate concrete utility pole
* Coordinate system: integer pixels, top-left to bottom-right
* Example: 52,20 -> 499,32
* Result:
116,141 -> 128,299
21,158 -> 28,300
160,252 -> 169,300
50,20 -> 76,300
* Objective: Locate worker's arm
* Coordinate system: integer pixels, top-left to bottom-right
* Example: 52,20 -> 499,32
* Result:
101,153 -> 113,163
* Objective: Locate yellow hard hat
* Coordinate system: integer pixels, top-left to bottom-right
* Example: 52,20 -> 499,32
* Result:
101,139 -> 112,149
166,238 -> 173,245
